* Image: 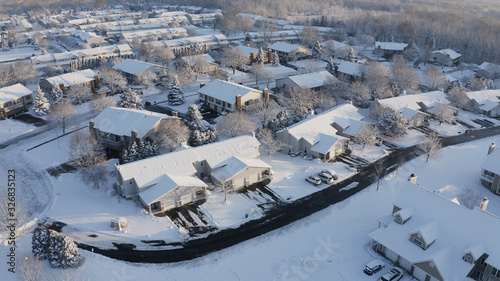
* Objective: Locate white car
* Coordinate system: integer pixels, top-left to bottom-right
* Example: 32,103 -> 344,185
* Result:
379,267 -> 403,281
317,172 -> 334,184
321,170 -> 339,180
364,259 -> 385,275
306,175 -> 322,185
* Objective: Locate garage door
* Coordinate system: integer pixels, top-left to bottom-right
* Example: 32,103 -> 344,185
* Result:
385,248 -> 399,263
399,257 -> 412,271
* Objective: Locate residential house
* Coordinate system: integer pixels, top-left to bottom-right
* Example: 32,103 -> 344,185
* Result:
150,34 -> 229,53
112,59 -> 168,83
369,180 -> 500,281
374,41 -> 408,57
320,40 -> 350,58
282,25 -> 337,37
267,42 -> 310,62
180,54 -> 219,73
90,107 -> 177,152
275,70 -> 339,91
464,90 -> 500,117
277,103 -> 364,160
335,60 -> 363,80
0,84 -> 33,119
372,91 -> 453,126
480,142 -> 500,194
238,13 -> 289,28
245,30 -> 301,44
430,49 -> 462,66
230,45 -> 264,64
115,134 -> 271,213
198,79 -> 267,113
119,27 -> 187,41
39,69 -> 100,95
185,13 -> 221,26
476,62 -> 500,80
70,30 -> 106,47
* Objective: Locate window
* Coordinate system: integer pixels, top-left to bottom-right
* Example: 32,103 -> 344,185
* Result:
481,257 -> 486,265
491,268 -> 498,276
396,216 -> 402,223
412,237 -> 423,247
475,271 -> 483,280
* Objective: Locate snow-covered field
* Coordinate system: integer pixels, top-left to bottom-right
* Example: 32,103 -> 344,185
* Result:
0,118 -> 35,142
0,45 -> 42,63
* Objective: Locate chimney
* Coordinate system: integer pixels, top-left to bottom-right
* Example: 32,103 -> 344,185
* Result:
89,120 -> 96,138
408,173 -> 417,184
250,52 -> 255,63
59,84 -> 67,98
94,75 -> 101,89
488,142 -> 495,155
480,197 -> 489,211
131,130 -> 138,143
263,88 -> 269,102
236,95 -> 242,109
171,111 -> 178,117
268,49 -> 272,62
200,82 -> 205,88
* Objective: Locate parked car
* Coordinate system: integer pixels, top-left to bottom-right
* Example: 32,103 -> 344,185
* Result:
317,172 -> 334,184
321,170 -> 339,180
364,259 -> 385,275
306,175 -> 321,185
379,268 -> 403,281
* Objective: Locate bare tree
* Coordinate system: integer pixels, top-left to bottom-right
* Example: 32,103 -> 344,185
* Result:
283,85 -> 317,116
361,60 -> 392,99
68,130 -> 106,168
250,98 -> 279,128
152,46 -> 175,65
457,187 -> 483,209
19,254 -> 44,281
79,164 -> 108,189
424,68 -> 448,90
417,132 -> 442,162
90,95 -> 116,113
136,70 -> 157,89
354,124 -> 378,149
348,81 -> 371,106
216,111 -> 256,138
249,64 -> 273,85
215,175 -> 234,203
433,104 -> 456,124
258,21 -> 277,42
154,119 -> 190,152
391,55 -> 420,95
48,100 -> 77,135
0,189 -> 28,237
221,48 -> 250,74
315,91 -> 336,113
137,42 -> 155,62
67,84 -> 92,105
182,56 -> 207,81
257,128 -> 283,155
300,26 -> 321,47
98,67 -> 127,93
174,63 -> 194,86
374,159 -> 386,191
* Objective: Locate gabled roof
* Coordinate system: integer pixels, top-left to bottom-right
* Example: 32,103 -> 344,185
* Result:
211,156 -> 271,182
479,99 -> 500,112
0,83 -> 33,104
464,242 -> 485,261
311,133 -> 344,155
393,206 -> 414,222
320,39 -> 348,50
375,41 -> 408,51
336,60 -> 362,77
432,49 -> 461,60
377,91 -> 450,112
410,220 -> 439,245
232,45 -> 259,56
93,107 -> 173,138
267,42 -> 302,53
44,69 -> 98,87
139,174 -> 207,205
113,59 -> 162,76
464,89 -> 500,105
286,70 -> 338,89
198,79 -> 260,104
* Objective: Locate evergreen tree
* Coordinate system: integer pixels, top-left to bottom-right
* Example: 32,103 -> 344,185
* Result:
185,104 -> 205,130
2,37 -> 9,51
312,40 -> 322,60
185,104 -> 219,146
326,57 -> 335,74
51,83 -> 63,103
256,47 -> 266,65
32,227 -> 50,260
267,110 -> 304,132
47,230 -> 83,268
272,51 -> 280,66
168,76 -> 184,105
33,87 -> 50,115
119,88 -> 143,109
346,48 -> 356,62
120,140 -> 159,164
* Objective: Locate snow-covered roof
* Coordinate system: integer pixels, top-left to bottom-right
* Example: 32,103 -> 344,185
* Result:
338,118 -> 366,137
281,103 -> 362,146
286,70 -> 338,89
150,34 -> 228,50
211,156 -> 271,182
311,133 -> 343,155
112,59 -> 161,76
93,107 -> 173,138
464,242 -> 485,261
375,41 -> 408,51
181,53 -> 216,64
232,45 -> 259,56
117,134 -> 262,184
377,91 -> 450,112
464,89 -> 500,105
369,182 -> 500,280
267,42 -> 302,53
320,39 -> 348,50
432,49 -> 461,60
482,146 -> 500,175
30,44 -> 132,66
0,83 -> 33,104
336,60 -> 362,77
70,30 -> 104,43
198,79 -> 261,104
393,206 -> 414,222
477,62 -> 500,71
44,69 -> 98,88
139,174 -> 207,205
120,27 -> 187,39
479,99 -> 500,112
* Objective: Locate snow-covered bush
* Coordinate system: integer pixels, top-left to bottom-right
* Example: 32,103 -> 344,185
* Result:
32,227 -> 50,260
267,110 -> 304,132
119,88 -> 143,109
120,140 -> 160,164
377,109 -> 408,138
33,87 -> 50,115
32,227 -> 84,268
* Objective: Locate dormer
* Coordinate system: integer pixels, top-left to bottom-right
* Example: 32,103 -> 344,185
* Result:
409,221 -> 439,250
393,207 -> 414,224
463,243 -> 486,264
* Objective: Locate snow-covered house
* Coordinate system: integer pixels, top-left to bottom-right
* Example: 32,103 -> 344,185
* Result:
335,60 -> 363,80
39,69 -> 100,94
476,62 -> 500,80
372,91 -> 453,126
115,134 -> 271,213
90,107 -> 177,152
0,84 -> 33,119
150,34 -> 229,52
277,103 -> 363,160
369,181 -> 500,281
267,42 -> 310,62
275,70 -> 339,91
464,90 -> 500,117
480,142 -> 500,194
245,30 -> 301,44
320,40 -> 350,58
112,59 -> 168,82
180,54 -> 218,73
185,13 -> 221,26
198,80 -> 267,113
119,27 -> 187,41
70,30 -> 106,47
374,41 -> 408,57
430,49 -> 462,66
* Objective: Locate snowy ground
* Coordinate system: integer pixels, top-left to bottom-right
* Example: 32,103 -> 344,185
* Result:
288,59 -> 328,71
0,45 -> 42,63
0,118 -> 35,142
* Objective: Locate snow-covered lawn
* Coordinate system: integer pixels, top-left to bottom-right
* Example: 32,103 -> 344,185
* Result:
288,59 -> 328,71
0,118 -> 35,142
25,132 -> 73,169
386,129 -> 426,147
0,45 -> 42,62
456,109 -> 500,128
428,120 -> 468,136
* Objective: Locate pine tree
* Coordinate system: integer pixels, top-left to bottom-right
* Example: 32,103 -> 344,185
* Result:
326,57 -> 335,74
119,88 -> 143,109
346,48 -> 356,62
51,83 -> 63,103
185,104 -> 205,130
168,76 -> 184,105
120,140 -> 159,164
256,47 -> 266,65
272,51 -> 280,66
2,37 -> 9,51
312,40 -> 322,60
267,110 -> 304,132
32,227 -> 50,260
33,87 -> 50,115
47,230 -> 83,268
